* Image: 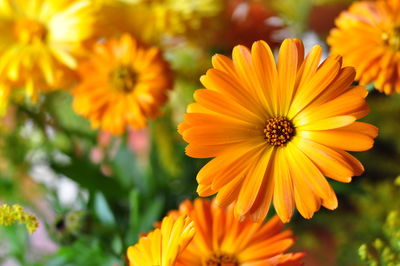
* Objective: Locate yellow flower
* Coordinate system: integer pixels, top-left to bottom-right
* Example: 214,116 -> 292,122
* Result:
173,198 -> 304,266
95,0 -> 223,43
179,39 -> 378,222
144,0 -> 222,35
328,0 -> 400,94
0,0 -> 95,100
0,204 -> 39,234
72,34 -> 173,135
126,214 -> 195,266
0,83 -> 10,115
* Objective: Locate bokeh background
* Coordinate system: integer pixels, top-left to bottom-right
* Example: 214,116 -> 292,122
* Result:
1,0 -> 399,265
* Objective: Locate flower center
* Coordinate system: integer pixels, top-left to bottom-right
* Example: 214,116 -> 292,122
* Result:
264,116 -> 295,147
14,19 -> 47,44
382,26 -> 400,51
204,253 -> 239,266
110,66 -> 138,93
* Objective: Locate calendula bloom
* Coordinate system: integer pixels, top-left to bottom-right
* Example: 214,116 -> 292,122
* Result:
328,0 -> 400,94
0,204 -> 39,234
173,198 -> 304,266
179,39 -> 378,222
0,0 -> 95,100
126,214 -> 195,266
72,34 -> 172,135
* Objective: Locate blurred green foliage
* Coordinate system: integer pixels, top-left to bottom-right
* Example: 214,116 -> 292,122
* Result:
358,178 -> 400,266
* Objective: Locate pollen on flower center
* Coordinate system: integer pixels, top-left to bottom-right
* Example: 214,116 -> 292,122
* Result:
205,253 -> 239,266
14,19 -> 47,44
110,66 -> 138,93
264,116 -> 295,147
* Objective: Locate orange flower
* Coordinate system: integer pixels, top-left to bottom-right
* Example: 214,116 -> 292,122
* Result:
72,34 -> 172,135
126,214 -> 195,266
173,198 -> 304,266
328,0 -> 400,94
178,39 -> 378,222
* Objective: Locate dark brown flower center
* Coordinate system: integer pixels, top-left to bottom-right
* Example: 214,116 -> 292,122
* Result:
264,116 -> 295,147
14,19 -> 47,44
110,66 -> 138,93
204,253 -> 239,266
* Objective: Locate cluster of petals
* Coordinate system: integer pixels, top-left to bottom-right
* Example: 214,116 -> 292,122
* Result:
174,198 -> 304,266
127,198 -> 304,266
328,0 -> 400,94
72,34 -> 172,135
179,38 -> 378,222
0,0 -> 95,100
127,214 -> 195,266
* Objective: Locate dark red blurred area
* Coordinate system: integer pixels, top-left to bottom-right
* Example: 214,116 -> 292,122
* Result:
217,0 -> 283,49
309,3 -> 351,36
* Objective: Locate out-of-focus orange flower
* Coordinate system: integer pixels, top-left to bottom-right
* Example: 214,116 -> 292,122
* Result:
0,0 -> 95,101
172,198 -> 304,266
179,39 -> 378,223
328,0 -> 400,94
72,34 -> 172,135
126,214 -> 195,266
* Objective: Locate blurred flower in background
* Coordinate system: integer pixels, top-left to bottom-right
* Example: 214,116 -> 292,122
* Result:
328,0 -> 400,94
94,0 -> 223,45
72,34 -> 173,135
0,0 -> 96,105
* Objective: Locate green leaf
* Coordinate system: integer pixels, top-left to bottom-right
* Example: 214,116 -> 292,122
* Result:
138,196 -> 164,234
44,91 -> 94,138
50,156 -> 128,200
128,189 -> 140,242
94,192 -> 116,227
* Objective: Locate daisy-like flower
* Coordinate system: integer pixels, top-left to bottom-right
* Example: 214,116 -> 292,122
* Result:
178,39 -> 378,222
328,0 -> 400,94
72,34 -> 172,135
0,0 -> 95,100
126,214 -> 195,266
173,198 -> 304,266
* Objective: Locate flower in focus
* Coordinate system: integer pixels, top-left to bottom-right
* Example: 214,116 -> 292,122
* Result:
126,214 -> 195,266
0,203 -> 39,234
179,38 -> 378,222
0,0 -> 95,100
328,0 -> 400,95
172,198 -> 304,265
72,34 -> 173,135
